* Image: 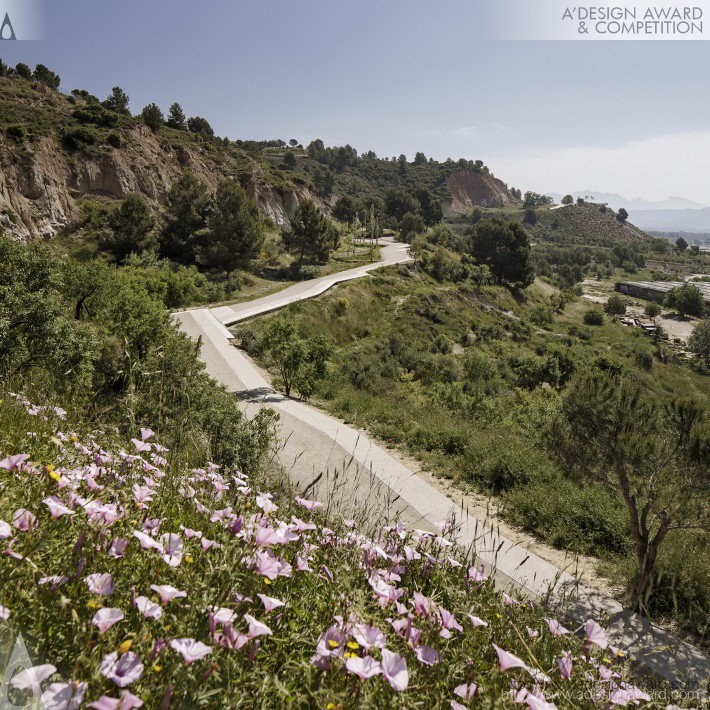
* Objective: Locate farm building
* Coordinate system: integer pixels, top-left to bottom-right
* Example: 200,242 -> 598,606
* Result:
616,280 -> 710,307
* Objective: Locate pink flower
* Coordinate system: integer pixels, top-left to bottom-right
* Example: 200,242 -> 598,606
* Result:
85,573 -> 115,596
526,626 -> 540,638
88,690 -> 144,709
352,623 -> 386,650
210,607 -> 236,625
150,584 -> 187,603
584,619 -> 608,649
0,605 -> 9,620
139,427 -> 155,441
39,575 -> 70,590
92,608 -> 124,633
295,497 -> 323,511
135,596 -> 163,619
545,618 -> 569,638
169,638 -> 213,665
454,683 -> 479,701
244,614 -> 272,638
439,607 -> 463,633
609,686 -> 651,705
9,663 -> 56,692
108,539 -> 128,558
12,508 -> 37,532
131,439 -> 151,453
558,652 -> 572,680
412,591 -> 434,617
43,496 -> 75,518
467,614 -> 488,628
0,453 -> 29,471
414,645 -> 441,666
100,651 -> 144,687
256,594 -> 285,613
0,520 -> 11,539
132,530 -> 161,551
467,564 -> 488,583
345,655 -> 382,680
41,681 -> 87,710
255,492 -> 278,514
159,533 -> 183,567
493,643 -> 527,672
381,649 -> 408,691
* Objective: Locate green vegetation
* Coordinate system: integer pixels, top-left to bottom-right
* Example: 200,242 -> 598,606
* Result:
239,244 -> 710,639
663,283 -> 706,318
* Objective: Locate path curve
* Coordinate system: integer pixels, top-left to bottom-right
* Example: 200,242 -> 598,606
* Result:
174,239 -> 708,687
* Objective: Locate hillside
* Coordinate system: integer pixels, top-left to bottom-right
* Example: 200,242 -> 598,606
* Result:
0,73 -> 517,242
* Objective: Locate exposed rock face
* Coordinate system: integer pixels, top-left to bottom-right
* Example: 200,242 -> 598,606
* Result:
0,126 -> 319,241
444,170 -> 517,213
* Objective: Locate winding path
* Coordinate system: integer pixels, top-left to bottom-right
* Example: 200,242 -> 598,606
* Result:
174,238 -> 708,687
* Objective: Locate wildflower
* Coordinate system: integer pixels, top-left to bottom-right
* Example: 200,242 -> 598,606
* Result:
256,593 -> 285,613
43,496 -> 75,518
169,638 -> 213,665
41,682 -> 88,710
352,623 -> 386,650
0,520 -> 11,539
100,651 -> 144,687
135,596 -> 163,619
0,453 -> 29,471
184,554 -> 194,564
381,649 -> 408,691
119,640 -> 133,654
584,619 -> 608,649
88,689 -> 144,709
150,585 -> 187,603
345,655 -> 382,680
139,427 -> 155,441
454,683 -> 479,701
9,664 -> 56,692
492,643 -> 527,672
414,645 -> 441,666
132,530 -> 161,551
346,641 -> 359,650
85,573 -> 115,596
295,497 -> 323,511
558,652 -> 572,681
467,614 -> 488,628
93,608 -> 125,633
545,618 -> 569,638
131,439 -> 151,454
159,533 -> 183,567
12,508 -> 38,532
244,614 -> 272,639
108,539 -> 128,559
39,575 -> 70,590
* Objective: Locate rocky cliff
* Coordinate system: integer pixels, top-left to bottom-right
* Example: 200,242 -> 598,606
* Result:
444,170 -> 517,213
0,78 -> 320,241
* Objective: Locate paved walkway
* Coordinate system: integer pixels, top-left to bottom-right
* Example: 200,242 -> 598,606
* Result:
174,240 -> 708,688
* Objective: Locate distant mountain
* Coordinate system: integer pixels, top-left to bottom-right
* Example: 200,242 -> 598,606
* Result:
630,207 -> 710,234
545,191 -> 707,212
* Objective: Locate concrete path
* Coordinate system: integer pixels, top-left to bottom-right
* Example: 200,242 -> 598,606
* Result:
174,243 -> 709,689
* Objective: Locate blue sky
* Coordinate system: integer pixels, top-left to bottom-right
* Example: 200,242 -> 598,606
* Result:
2,0 -> 710,202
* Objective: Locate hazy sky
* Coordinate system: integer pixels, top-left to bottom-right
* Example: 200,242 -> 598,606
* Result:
3,0 -> 710,202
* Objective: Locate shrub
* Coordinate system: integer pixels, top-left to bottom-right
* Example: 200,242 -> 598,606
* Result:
72,104 -> 118,127
583,309 -> 604,326
62,127 -> 98,151
106,132 -> 122,148
644,302 -> 662,319
568,324 -> 592,341
634,347 -> 653,371
6,125 -> 25,141
530,304 -> 554,326
604,294 -> 627,315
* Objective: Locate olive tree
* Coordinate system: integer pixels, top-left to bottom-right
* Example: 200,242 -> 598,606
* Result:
551,372 -> 709,610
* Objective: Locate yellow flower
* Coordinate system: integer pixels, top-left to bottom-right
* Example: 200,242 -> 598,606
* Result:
87,600 -> 101,609
152,664 -> 163,672
602,657 -> 612,665
263,577 -> 271,585
344,651 -> 357,659
184,554 -> 194,564
327,639 -> 339,649
70,435 -> 78,442
118,640 -> 133,654
346,641 -> 359,650
326,704 -> 337,710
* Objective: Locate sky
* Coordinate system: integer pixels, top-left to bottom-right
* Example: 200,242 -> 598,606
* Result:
2,0 -> 710,203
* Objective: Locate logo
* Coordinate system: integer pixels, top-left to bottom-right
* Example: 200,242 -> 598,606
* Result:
0,11 -> 16,40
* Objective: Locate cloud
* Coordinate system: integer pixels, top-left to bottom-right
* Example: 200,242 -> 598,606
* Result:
483,130 -> 710,203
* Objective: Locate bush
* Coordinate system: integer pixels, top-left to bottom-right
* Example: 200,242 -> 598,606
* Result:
568,324 -> 592,341
62,127 -> 98,151
72,104 -> 118,127
106,132 -> 122,148
6,125 -> 25,141
583,309 -> 604,326
530,304 -> 554,326
506,476 -> 632,556
634,347 -> 653,371
604,294 -> 627,315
